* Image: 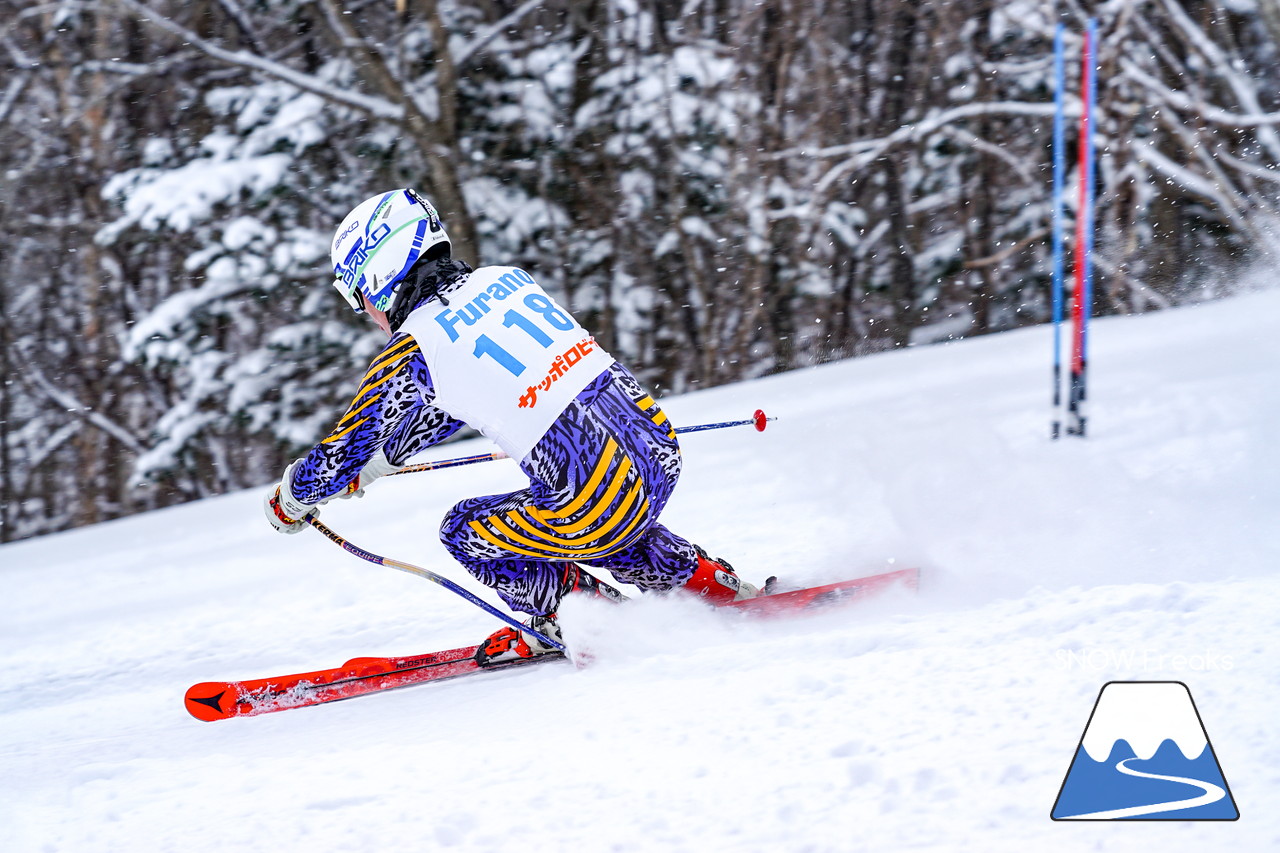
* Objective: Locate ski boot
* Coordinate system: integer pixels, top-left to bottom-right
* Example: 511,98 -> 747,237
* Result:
475,613 -> 564,667
474,563 -> 621,667
681,547 -> 762,604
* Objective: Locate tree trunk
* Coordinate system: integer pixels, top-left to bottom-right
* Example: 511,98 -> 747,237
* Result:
882,1 -> 919,346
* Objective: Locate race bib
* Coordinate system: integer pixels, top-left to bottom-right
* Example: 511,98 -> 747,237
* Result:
400,266 -> 615,459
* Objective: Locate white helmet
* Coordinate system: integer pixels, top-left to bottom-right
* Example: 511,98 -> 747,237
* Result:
330,189 -> 449,313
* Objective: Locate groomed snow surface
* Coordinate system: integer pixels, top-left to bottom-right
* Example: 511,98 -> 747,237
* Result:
3,289 -> 1278,852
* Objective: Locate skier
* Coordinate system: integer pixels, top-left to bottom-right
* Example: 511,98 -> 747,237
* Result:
264,189 -> 759,664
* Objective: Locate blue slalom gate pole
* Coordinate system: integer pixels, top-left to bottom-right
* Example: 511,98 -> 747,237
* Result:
1051,22 -> 1067,440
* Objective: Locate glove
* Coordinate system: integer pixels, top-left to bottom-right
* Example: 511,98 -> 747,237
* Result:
264,460 -> 317,534
326,448 -> 402,502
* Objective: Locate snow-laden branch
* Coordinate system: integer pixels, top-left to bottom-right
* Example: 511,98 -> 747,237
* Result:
22,421 -> 81,478
1130,141 -> 1250,231
771,100 -> 1070,163
801,101 -> 1072,197
1158,0 -> 1280,161
213,0 -> 266,56
111,0 -> 405,121
942,125 -> 1037,185
75,52 -> 198,78
24,362 -> 147,455
115,0 -> 545,125
1213,146 -> 1280,187
0,69 -> 30,124
454,0 -> 549,65
312,0 -> 444,129
1090,252 -> 1173,313
1120,58 -> 1280,129
963,227 -> 1049,270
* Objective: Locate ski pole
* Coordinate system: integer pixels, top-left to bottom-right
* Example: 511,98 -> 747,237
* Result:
392,451 -> 510,476
672,409 -> 772,435
390,409 -> 773,477
305,516 -> 566,652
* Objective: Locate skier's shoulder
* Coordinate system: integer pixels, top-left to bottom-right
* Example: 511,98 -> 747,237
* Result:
455,262 -> 545,289
465,261 -> 535,277
470,262 -> 534,277
363,330 -> 424,380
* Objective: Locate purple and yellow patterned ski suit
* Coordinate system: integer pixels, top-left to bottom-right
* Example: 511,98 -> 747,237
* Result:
291,265 -> 700,616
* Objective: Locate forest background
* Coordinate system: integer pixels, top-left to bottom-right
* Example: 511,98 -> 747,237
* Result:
2,0 -> 1277,542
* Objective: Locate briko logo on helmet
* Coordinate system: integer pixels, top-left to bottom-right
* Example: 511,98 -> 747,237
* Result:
330,189 -> 449,314
334,220 -> 360,253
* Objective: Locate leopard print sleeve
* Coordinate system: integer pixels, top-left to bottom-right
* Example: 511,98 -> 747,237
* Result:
381,386 -> 467,467
290,332 -> 464,504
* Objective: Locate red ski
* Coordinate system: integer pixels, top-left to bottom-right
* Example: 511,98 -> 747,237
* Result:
184,566 -> 917,722
184,645 -> 563,722
729,567 -> 918,617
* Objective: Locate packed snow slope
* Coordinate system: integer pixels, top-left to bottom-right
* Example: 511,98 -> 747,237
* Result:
3,289 -> 1278,852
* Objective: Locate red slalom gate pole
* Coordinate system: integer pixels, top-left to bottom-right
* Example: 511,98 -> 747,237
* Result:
1067,19 -> 1097,438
